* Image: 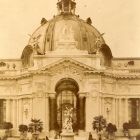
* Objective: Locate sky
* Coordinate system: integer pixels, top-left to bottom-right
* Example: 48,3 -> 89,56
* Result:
0,0 -> 140,59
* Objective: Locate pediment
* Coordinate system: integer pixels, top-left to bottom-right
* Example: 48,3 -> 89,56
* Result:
38,58 -> 95,74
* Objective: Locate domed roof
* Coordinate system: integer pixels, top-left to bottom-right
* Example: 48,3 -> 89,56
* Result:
21,0 -> 112,67
28,0 -> 108,54
28,14 -> 105,54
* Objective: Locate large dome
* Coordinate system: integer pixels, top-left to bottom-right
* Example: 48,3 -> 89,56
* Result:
28,14 -> 105,54
21,0 -> 112,67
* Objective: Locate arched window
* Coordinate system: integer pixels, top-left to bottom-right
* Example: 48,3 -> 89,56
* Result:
99,44 -> 113,67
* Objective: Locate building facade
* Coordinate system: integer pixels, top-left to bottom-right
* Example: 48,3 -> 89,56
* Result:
0,0 -> 140,136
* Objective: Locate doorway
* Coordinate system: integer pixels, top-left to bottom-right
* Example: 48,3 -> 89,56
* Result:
55,78 -> 79,132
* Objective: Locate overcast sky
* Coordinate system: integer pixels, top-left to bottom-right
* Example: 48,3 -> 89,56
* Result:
0,0 -> 140,59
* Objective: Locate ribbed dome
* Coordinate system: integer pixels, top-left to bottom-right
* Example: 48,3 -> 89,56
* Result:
28,14 -> 105,54
21,0 -> 112,68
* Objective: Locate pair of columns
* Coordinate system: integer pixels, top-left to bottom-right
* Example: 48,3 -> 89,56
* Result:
99,97 -> 129,129
49,96 -> 85,131
5,97 -> 50,132
115,98 -> 129,128
6,99 -> 19,128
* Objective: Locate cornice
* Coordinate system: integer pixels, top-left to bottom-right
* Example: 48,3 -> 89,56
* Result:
0,71 -> 140,80
103,72 -> 140,79
0,58 -> 140,80
113,57 -> 140,60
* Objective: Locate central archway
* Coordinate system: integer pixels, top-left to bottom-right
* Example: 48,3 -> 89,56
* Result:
55,78 -> 79,132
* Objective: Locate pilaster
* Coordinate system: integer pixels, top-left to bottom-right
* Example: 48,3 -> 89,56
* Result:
118,98 -> 122,128
115,98 -> 119,128
112,98 -> 115,124
125,98 -> 129,122
85,93 -> 93,132
45,93 -> 49,132
49,95 -> 57,131
78,94 -> 85,130
18,99 -> 23,125
12,99 -> 17,129
101,97 -> 105,116
6,99 -> 11,122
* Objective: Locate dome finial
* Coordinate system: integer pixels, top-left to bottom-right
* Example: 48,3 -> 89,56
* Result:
57,0 -> 76,15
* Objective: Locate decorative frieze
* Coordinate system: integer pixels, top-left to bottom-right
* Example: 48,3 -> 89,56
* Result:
22,98 -> 32,124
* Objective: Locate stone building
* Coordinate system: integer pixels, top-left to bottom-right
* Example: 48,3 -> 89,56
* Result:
0,0 -> 140,136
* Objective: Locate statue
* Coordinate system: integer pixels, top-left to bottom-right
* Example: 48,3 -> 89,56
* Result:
63,106 -> 73,133
95,33 -> 105,50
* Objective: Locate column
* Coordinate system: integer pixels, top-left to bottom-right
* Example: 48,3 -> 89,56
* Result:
30,98 -> 33,119
118,98 -> 122,128
49,97 -> 57,130
101,97 -> 105,116
79,96 -> 85,130
16,99 -> 19,128
138,99 -> 140,123
112,98 -> 115,124
85,95 -> 90,131
6,99 -> 11,122
129,99 -> 132,121
12,99 -> 17,128
115,98 -> 119,128
99,96 -> 102,115
125,98 -> 129,122
85,94 -> 93,132
18,99 -> 23,125
45,94 -> 49,132
136,99 -> 139,122
131,99 -> 137,122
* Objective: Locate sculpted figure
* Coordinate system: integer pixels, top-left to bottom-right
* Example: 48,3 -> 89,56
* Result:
63,106 -> 73,132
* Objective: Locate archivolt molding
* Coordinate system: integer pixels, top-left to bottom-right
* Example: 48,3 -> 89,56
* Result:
50,73 -> 83,93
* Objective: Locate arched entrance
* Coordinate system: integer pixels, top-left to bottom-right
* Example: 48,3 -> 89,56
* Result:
49,78 -> 85,133
55,78 -> 79,132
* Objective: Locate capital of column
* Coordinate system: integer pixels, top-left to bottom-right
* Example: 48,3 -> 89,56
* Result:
117,96 -> 129,99
79,92 -> 87,98
44,92 -> 49,98
48,93 -> 56,99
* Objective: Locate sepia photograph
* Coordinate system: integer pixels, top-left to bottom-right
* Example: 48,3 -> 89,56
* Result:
0,0 -> 140,140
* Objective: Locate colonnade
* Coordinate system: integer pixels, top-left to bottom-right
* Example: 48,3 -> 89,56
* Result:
99,97 -> 129,129
5,95 -> 50,132
98,97 -> 140,129
4,93 -> 86,133
4,95 -> 140,134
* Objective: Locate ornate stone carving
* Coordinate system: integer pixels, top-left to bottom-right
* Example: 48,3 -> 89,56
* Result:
104,98 -> 112,122
23,99 -> 31,120
63,105 -> 73,133
49,62 -> 84,91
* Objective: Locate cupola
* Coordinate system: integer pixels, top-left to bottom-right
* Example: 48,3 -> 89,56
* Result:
57,0 -> 76,15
